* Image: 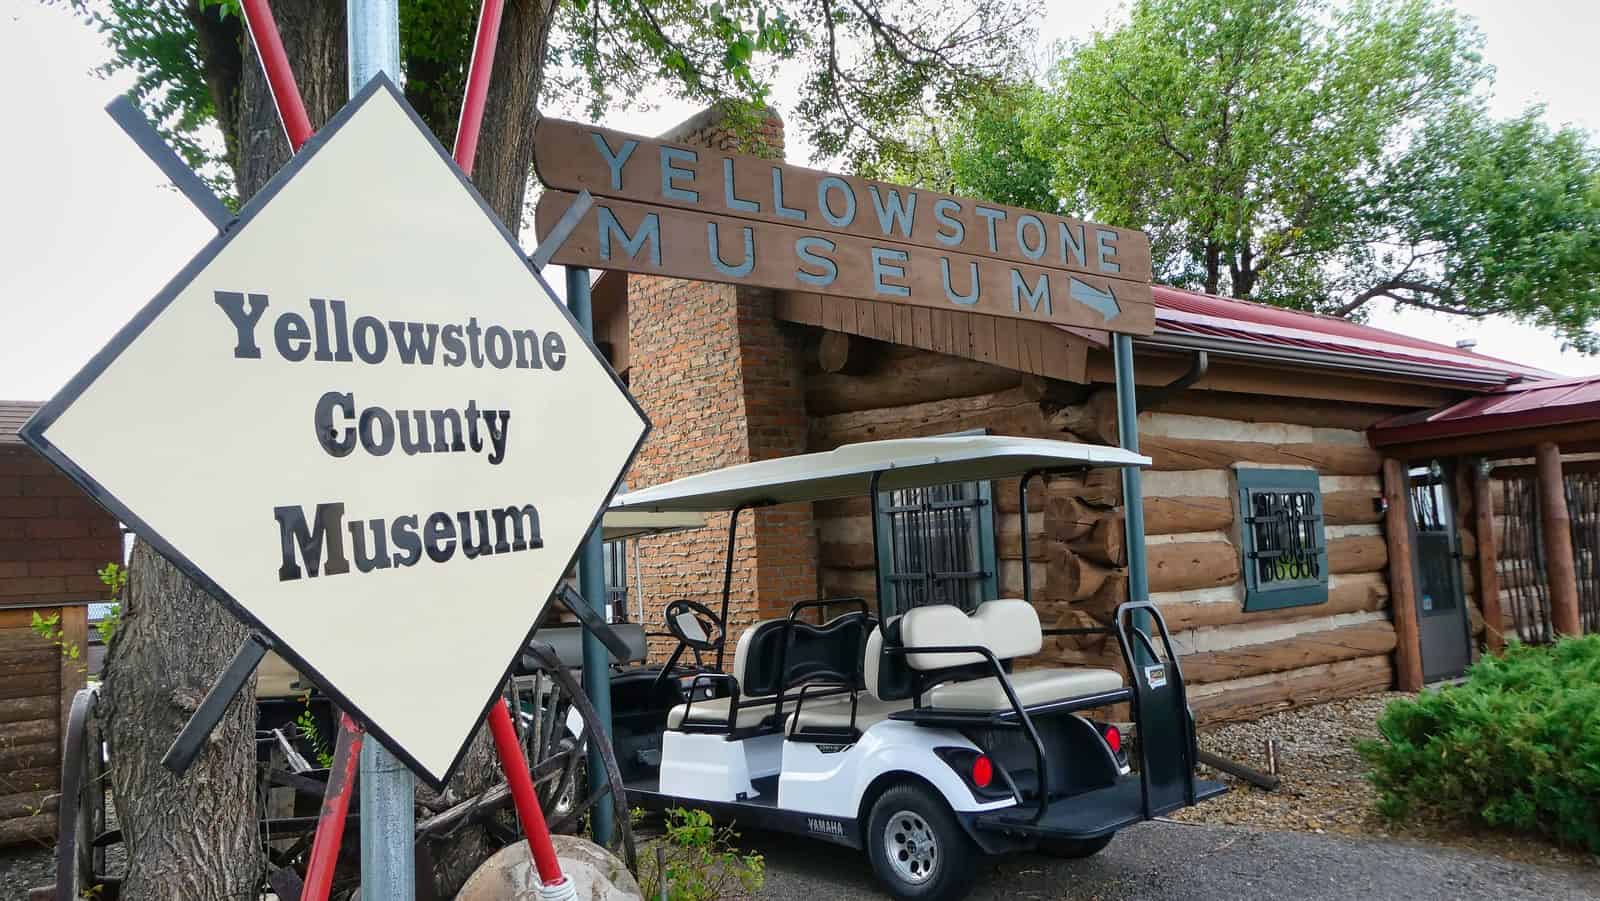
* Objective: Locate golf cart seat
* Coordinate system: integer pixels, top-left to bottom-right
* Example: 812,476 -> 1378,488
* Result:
667,611 -> 866,732
901,599 -> 1124,711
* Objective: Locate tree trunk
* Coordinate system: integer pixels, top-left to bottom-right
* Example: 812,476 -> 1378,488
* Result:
111,2 -> 562,895
104,541 -> 261,900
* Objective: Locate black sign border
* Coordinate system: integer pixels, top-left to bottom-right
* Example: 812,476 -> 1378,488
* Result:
20,74 -> 652,791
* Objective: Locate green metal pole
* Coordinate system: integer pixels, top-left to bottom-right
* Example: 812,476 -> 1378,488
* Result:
566,265 -> 614,845
1113,334 -> 1152,642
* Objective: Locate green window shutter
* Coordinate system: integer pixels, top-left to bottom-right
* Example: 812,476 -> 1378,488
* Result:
1236,467 -> 1329,612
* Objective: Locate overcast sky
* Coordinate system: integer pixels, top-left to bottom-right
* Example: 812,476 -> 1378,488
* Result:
1,0 -> 1596,403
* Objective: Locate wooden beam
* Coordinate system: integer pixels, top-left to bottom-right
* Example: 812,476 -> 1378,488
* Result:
1191,655 -> 1394,726
1382,458 -> 1424,691
778,291 -> 1091,383
1537,442 -> 1583,637
1158,574 -> 1388,632
804,343 -> 1022,415
1137,434 -> 1381,475
1489,457 -> 1600,480
57,603 -> 87,759
1179,620 -> 1398,684
1470,460 -> 1506,654
1144,495 -> 1234,535
1380,421 -> 1600,460
818,330 -> 873,374
1148,540 -> 1240,594
1143,390 -> 1405,432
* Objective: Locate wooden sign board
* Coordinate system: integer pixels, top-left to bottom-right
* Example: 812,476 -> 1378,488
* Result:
532,119 -> 1154,335
20,79 -> 649,788
536,190 -> 1150,333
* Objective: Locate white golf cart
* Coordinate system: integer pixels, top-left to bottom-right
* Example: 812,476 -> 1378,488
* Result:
600,435 -> 1224,900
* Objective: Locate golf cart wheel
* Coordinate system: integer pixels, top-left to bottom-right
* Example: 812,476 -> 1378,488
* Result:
1038,831 -> 1115,859
866,783 -> 978,901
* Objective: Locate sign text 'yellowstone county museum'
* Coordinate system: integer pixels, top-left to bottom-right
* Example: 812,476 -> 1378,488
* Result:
532,119 -> 1154,335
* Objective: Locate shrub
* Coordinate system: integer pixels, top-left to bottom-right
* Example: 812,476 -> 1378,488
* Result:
638,808 -> 765,901
1358,635 -> 1600,851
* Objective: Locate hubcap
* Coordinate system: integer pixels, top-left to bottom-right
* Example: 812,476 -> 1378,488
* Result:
883,810 -> 939,885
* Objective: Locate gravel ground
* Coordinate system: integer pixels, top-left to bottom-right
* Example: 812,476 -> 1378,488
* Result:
753,820 -> 1600,901
0,842 -> 53,901
1168,691 -> 1600,868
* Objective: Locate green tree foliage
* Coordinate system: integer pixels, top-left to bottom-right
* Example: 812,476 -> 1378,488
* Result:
54,0 -> 1037,203
1358,637 -> 1600,852
1366,106 -> 1600,350
888,0 -> 1600,350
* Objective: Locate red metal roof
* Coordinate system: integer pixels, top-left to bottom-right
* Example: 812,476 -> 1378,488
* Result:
1145,285 -> 1554,382
1368,373 -> 1600,446
0,401 -> 41,447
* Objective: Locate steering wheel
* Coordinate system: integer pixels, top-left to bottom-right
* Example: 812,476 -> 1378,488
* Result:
664,600 -> 724,653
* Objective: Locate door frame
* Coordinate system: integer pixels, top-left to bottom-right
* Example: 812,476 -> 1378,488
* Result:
1404,458 -> 1474,682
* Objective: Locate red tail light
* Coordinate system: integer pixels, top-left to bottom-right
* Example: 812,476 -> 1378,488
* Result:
971,755 -> 994,789
1103,725 -> 1122,754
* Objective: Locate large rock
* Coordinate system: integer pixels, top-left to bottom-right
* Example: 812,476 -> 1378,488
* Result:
454,835 -> 643,901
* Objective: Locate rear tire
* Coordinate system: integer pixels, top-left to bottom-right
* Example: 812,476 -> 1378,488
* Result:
866,783 -> 979,901
1038,832 -> 1115,859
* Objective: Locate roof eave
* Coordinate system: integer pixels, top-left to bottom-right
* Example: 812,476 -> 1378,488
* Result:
1137,331 -> 1525,388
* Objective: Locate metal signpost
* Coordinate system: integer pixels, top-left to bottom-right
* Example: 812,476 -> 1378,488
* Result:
22,2 -> 647,897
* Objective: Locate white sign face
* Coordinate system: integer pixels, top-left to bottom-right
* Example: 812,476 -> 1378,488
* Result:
22,78 -> 649,787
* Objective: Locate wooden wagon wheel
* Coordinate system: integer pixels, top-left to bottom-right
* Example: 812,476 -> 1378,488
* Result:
506,643 -> 636,871
56,685 -> 112,901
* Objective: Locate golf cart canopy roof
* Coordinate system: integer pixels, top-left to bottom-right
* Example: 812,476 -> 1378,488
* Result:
600,510 -> 706,540
609,435 -> 1150,513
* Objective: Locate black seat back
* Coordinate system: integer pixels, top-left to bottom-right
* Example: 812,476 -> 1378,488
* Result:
740,611 -> 872,698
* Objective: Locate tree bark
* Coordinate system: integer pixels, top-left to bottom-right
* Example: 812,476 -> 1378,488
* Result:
104,542 -> 261,900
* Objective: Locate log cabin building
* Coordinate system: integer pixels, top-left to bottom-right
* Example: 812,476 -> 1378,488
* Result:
1,400 -> 119,846
589,108 -> 1599,727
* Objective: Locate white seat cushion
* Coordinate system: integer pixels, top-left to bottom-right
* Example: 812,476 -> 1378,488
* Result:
926,667 -> 1124,712
898,599 -> 1044,671
667,685 -> 853,731
667,695 -> 775,730
786,693 -> 913,734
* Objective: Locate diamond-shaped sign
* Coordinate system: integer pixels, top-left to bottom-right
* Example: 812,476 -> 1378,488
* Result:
21,77 -> 649,787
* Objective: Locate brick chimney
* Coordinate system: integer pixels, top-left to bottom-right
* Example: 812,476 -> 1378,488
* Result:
625,106 -> 819,649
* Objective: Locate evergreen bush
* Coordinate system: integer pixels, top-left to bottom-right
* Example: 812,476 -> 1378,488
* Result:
1358,636 -> 1600,851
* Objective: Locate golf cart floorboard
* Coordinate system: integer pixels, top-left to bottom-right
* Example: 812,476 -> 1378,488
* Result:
974,777 -> 1227,839
625,774 -> 781,809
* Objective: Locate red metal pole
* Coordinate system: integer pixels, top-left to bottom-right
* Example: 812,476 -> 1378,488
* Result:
240,0 -> 315,151
487,699 -> 568,887
451,0 -> 506,175
302,714 -> 364,901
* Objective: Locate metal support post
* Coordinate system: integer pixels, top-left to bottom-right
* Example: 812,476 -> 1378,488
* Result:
566,264 -> 615,845
1113,334 -> 1153,648
359,738 -> 415,899
345,1 -> 415,895
346,0 -> 401,96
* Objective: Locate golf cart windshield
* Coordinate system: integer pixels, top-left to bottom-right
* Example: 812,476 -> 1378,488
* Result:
607,435 -> 1150,513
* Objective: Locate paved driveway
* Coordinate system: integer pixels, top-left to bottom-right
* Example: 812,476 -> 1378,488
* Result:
752,820 -> 1600,901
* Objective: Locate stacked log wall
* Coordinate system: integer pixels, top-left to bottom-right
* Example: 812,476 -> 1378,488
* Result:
807,344 -> 1408,724
0,603 -> 86,846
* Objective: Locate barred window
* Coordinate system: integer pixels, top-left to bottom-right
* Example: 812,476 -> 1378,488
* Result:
876,480 -> 999,617
1236,468 -> 1328,611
